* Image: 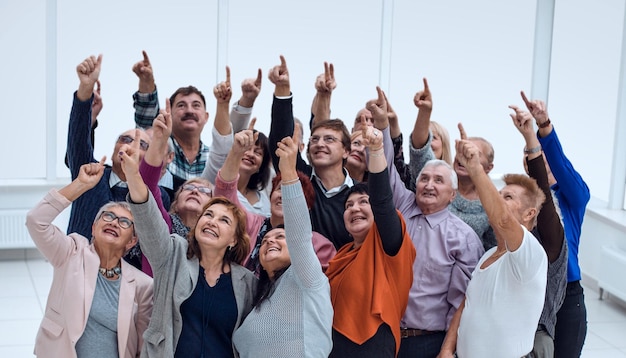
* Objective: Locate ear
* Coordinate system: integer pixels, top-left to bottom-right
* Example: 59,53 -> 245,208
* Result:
166,151 -> 175,164
449,189 -> 457,203
484,162 -> 495,174
200,111 -> 210,125
523,207 -> 537,225
125,235 -> 138,252
342,147 -> 349,159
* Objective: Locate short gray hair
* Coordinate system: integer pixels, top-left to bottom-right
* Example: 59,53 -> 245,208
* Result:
92,201 -> 134,231
417,159 -> 458,190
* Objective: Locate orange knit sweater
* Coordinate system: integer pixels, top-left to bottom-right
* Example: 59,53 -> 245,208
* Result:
326,211 -> 416,354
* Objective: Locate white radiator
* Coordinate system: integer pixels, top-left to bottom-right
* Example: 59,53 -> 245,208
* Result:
599,245 -> 626,301
0,210 -> 35,249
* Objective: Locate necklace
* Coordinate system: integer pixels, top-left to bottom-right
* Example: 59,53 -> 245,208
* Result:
99,262 -> 121,278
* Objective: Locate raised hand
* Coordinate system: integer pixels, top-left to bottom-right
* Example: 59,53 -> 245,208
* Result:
239,68 -> 262,107
91,80 -> 103,126
132,50 -> 155,93
152,99 -> 172,145
457,122 -> 468,141
366,86 -> 389,129
520,91 -> 549,125
233,118 -> 258,155
455,138 -> 481,172
76,156 -> 106,188
213,66 -> 232,104
276,121 -> 300,180
119,129 -> 142,179
76,54 -> 102,100
508,105 -> 534,139
314,62 -> 336,93
382,90 -> 398,124
362,125 -> 383,151
268,55 -> 290,88
413,78 -> 432,111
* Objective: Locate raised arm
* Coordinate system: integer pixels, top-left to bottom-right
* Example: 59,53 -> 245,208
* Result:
68,54 -> 102,179
231,68 -> 262,133
411,78 -> 433,149
27,159 -> 105,267
510,104 -> 564,262
408,78 -> 436,183
384,89 -> 421,192
141,100 -> 173,229
132,50 -> 160,128
201,67 -> 235,184
214,66 -> 233,136
268,55 -> 309,174
456,130 -> 524,251
363,125 -> 403,256
276,125 -> 324,287
521,91 -> 590,208
123,130 -> 172,271
310,62 -> 336,126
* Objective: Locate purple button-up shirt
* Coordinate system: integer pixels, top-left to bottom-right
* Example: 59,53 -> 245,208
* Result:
381,127 -> 484,331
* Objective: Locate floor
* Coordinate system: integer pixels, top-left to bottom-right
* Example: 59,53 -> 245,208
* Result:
1,252 -> 626,357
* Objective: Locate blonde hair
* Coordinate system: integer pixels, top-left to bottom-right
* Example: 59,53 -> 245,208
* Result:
430,121 -> 452,165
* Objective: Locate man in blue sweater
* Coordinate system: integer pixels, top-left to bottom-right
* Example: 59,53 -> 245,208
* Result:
66,54 -> 169,271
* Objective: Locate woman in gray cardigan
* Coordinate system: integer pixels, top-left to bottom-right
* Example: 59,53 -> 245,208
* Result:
232,128 -> 333,357
122,129 -> 257,358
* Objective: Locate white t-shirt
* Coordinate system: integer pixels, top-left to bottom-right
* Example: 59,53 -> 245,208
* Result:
457,226 -> 547,358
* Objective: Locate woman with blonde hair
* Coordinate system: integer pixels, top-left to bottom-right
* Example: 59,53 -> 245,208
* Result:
430,120 -> 452,165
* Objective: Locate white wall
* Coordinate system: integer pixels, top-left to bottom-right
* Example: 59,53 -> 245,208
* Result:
0,0 -> 625,278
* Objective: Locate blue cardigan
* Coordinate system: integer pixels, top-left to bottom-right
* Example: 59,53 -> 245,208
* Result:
538,127 -> 590,282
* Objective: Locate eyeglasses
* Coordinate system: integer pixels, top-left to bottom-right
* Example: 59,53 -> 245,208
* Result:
117,135 -> 149,151
99,211 -> 134,229
309,135 -> 340,145
182,184 -> 213,195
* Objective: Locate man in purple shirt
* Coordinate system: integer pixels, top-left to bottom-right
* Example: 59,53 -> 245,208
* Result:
367,88 -> 484,358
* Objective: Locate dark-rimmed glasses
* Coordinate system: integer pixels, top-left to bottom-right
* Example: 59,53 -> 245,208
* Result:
117,135 -> 149,151
99,211 -> 134,229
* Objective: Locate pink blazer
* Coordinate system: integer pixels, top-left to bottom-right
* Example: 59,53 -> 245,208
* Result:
26,190 -> 153,358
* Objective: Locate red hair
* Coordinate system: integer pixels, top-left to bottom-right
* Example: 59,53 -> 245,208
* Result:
270,171 -> 315,209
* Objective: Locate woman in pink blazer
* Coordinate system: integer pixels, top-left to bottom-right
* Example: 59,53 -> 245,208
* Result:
26,160 -> 153,358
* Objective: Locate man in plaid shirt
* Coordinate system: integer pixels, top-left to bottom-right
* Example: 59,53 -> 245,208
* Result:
131,51 -> 260,186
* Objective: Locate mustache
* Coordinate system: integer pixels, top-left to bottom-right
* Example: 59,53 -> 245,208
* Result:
181,113 -> 198,121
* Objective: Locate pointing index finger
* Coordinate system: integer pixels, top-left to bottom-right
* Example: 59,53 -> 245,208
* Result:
142,50 -> 150,65
293,120 -> 302,143
458,123 -> 467,140
255,68 -> 262,86
279,55 -> 287,69
422,77 -> 430,93
520,91 -> 532,108
247,117 -> 257,131
376,86 -> 385,103
225,66 -> 231,84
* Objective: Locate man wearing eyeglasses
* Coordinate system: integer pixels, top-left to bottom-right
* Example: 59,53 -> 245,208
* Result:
268,56 -> 354,249
66,54 -> 171,272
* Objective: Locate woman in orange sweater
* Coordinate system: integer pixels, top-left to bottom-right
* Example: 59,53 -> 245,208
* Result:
326,123 -> 416,357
